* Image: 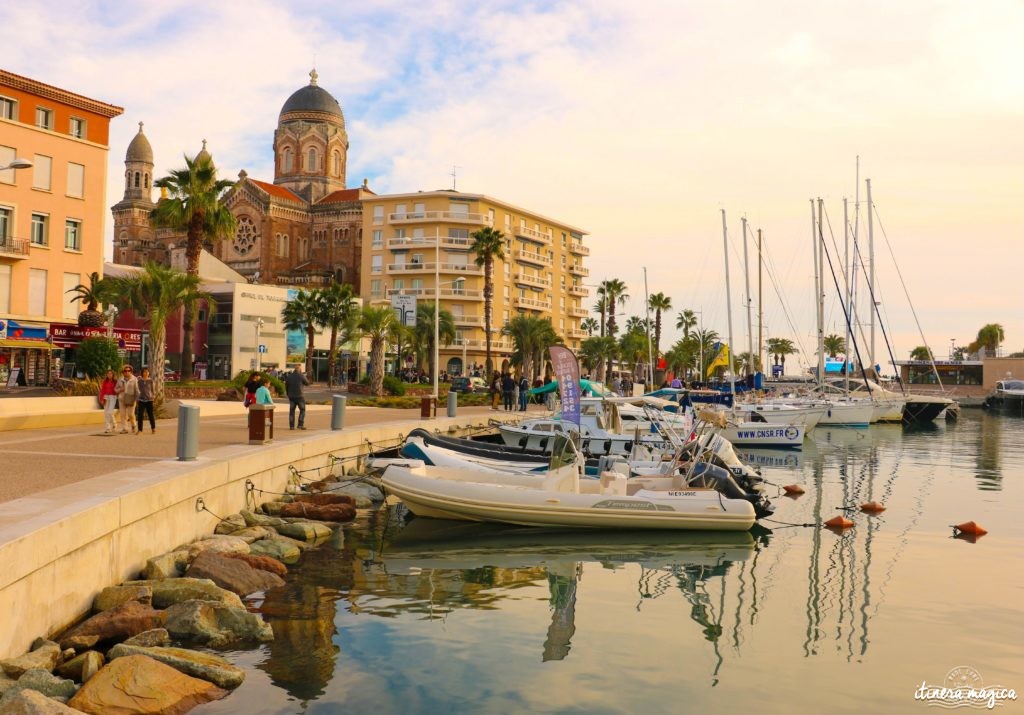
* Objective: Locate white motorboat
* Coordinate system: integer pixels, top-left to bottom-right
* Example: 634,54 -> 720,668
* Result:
984,379 -> 1024,414
732,401 -> 826,430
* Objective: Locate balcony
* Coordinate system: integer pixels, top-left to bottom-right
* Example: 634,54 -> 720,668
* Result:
386,262 -> 483,276
568,264 -> 589,277
512,295 -> 552,311
451,314 -> 485,327
388,210 -> 491,226
568,285 -> 589,297
387,235 -> 473,251
514,249 -> 552,267
567,328 -> 588,339
569,242 -> 590,256
443,338 -> 512,352
567,306 -> 589,318
0,236 -> 30,260
514,225 -> 553,246
386,287 -> 484,301
514,271 -> 551,289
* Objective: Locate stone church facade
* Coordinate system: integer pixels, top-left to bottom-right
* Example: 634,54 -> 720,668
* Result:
111,70 -> 370,289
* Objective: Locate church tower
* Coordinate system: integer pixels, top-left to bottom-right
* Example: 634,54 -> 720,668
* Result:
111,122 -> 159,265
273,70 -> 348,203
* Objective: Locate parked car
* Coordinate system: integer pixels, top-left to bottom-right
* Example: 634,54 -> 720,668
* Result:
450,376 -> 487,393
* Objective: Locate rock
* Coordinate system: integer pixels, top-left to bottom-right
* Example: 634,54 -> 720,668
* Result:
333,480 -> 385,506
163,601 -> 274,648
0,673 -> 16,696
93,584 -> 152,613
67,654 -> 227,714
259,501 -> 285,516
1,642 -> 61,678
222,526 -> 274,544
274,521 -> 333,541
248,539 -> 302,564
140,551 -> 190,580
58,636 -> 98,653
124,578 -> 244,610
293,492 -> 356,506
0,668 -> 77,705
58,602 -> 164,651
213,513 -> 246,535
55,651 -> 104,684
185,552 -> 284,597
0,689 -> 81,714
279,502 -> 356,522
59,651 -> 73,665
239,510 -> 286,528
221,552 -> 288,577
107,645 -> 244,690
122,629 -> 170,648
185,536 -> 249,561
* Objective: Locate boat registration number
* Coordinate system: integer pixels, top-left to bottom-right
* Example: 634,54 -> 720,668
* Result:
667,491 -> 697,497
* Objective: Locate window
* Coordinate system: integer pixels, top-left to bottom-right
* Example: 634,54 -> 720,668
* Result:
66,163 -> 84,198
28,268 -> 47,315
69,117 -> 86,139
410,252 -> 423,265
412,227 -> 425,240
0,96 -> 16,120
332,151 -> 341,176
62,273 -> 80,320
307,147 -> 317,171
371,229 -> 382,248
504,285 -> 510,299
0,145 -> 14,184
412,202 -> 425,218
394,228 -> 406,239
370,279 -> 382,298
0,206 -> 11,239
489,208 -> 495,225
0,265 -> 10,313
393,278 -> 405,291
282,148 -> 293,173
449,202 -> 469,216
134,172 -> 140,188
33,154 -> 52,190
395,203 -> 407,217
65,219 -> 81,251
448,228 -> 469,239
371,255 -> 382,274
410,278 -> 423,291
35,107 -> 53,130
31,213 -> 49,246
372,205 -> 383,225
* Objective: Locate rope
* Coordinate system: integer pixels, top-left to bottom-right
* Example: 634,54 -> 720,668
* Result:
194,496 -> 229,524
761,517 -> 817,529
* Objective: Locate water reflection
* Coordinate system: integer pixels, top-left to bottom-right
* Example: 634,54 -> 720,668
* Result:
974,412 -> 1003,490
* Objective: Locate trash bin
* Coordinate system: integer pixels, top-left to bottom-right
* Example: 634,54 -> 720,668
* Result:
248,404 -> 274,444
419,396 -> 436,419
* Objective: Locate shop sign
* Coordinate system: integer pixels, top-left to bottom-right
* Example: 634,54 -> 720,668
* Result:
5,320 -> 48,341
49,323 -> 143,350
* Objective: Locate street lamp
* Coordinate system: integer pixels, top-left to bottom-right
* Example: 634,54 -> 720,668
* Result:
105,306 -> 119,339
255,318 -> 264,372
950,338 -> 955,360
0,158 -> 33,171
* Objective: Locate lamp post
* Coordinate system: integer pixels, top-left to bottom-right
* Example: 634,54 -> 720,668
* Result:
0,158 -> 33,172
255,318 -> 264,372
950,338 -> 955,361
105,306 -> 119,340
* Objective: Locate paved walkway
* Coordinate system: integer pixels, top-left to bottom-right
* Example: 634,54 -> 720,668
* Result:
0,403 -> 538,505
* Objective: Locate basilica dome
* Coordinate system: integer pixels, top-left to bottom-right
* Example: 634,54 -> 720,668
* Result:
126,122 -> 153,163
279,69 -> 344,124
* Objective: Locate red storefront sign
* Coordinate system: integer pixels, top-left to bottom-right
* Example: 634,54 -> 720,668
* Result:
49,323 -> 143,351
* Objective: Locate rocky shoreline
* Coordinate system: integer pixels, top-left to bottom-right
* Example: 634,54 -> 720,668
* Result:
0,472 -> 383,714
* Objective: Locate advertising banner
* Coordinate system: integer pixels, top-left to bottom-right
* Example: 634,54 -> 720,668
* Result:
549,345 -> 581,427
49,323 -> 142,350
285,289 -> 307,365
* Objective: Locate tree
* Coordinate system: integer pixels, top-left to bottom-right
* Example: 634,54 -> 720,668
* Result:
66,271 -> 110,327
967,323 -> 1005,357
766,337 -> 796,371
675,309 -> 698,340
502,315 -> 561,382
597,279 -> 629,337
664,337 -> 698,378
909,345 -> 934,361
618,327 -> 648,381
151,151 -> 236,379
280,289 -> 320,375
581,317 -> 600,336
822,334 -> 846,358
105,263 -> 212,405
358,306 -> 394,396
593,295 -> 608,338
624,316 -> 649,334
76,336 -> 121,378
735,351 -> 762,374
389,321 -> 412,377
648,292 -> 672,357
314,283 -> 358,387
693,328 -> 721,378
469,226 -> 506,375
413,302 -> 455,380
579,335 -> 618,384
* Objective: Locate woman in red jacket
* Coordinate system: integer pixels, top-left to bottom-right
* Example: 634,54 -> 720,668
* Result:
99,369 -> 118,434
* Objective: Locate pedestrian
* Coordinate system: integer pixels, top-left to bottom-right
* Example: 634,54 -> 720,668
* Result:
115,365 -> 139,433
243,371 -> 261,408
490,371 -> 501,410
284,364 -> 310,430
99,369 -> 117,434
135,367 -> 156,434
255,376 -> 274,405
501,371 -> 515,411
512,374 -> 520,411
518,374 -> 529,412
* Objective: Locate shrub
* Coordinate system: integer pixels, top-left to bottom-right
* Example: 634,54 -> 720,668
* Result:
382,374 -> 406,396
76,336 -> 121,378
231,370 -> 286,396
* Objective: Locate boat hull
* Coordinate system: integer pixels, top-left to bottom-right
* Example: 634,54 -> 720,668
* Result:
717,422 -> 806,448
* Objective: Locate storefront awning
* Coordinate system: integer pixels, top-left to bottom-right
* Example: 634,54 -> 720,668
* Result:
0,340 -> 55,349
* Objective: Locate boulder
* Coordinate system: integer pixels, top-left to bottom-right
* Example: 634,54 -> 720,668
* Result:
221,552 -> 288,577
0,689 -> 81,714
293,492 -> 356,506
259,501 -> 285,516
93,584 -> 152,613
248,539 -> 301,564
55,651 -> 104,684
57,636 -> 98,653
140,551 -> 190,580
279,502 -> 355,522
124,578 -> 244,610
213,513 -> 246,535
67,654 -> 226,714
185,536 -> 249,561
0,668 -> 77,705
274,521 -> 333,542
239,510 -> 286,529
163,600 -> 274,648
333,480 -> 385,506
58,602 -> 164,651
122,629 -> 170,648
221,526 -> 274,544
0,673 -> 16,696
185,552 -> 284,597
107,645 -> 244,690
1,642 -> 61,678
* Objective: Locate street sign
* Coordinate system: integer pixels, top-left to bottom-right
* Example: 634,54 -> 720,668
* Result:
258,344 -> 268,353
391,294 -> 417,327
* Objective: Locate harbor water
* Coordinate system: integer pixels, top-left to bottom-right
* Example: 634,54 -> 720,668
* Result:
198,410 -> 1023,714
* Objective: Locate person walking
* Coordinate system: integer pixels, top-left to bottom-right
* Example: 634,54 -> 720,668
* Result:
284,364 -> 310,430
501,371 -> 515,412
490,371 -> 501,410
243,371 -> 261,408
518,374 -> 530,412
255,376 -> 274,405
135,367 -> 156,434
99,369 -> 117,434
115,365 -> 140,433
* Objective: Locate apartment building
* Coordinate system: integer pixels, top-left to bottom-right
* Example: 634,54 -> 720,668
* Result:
361,190 -> 590,376
0,70 -> 122,385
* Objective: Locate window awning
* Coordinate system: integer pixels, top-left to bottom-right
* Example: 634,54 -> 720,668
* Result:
0,340 -> 55,349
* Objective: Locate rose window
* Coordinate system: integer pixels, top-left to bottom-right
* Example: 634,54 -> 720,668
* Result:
233,216 -> 258,255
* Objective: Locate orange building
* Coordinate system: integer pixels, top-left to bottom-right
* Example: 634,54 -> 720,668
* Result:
0,69 -> 122,385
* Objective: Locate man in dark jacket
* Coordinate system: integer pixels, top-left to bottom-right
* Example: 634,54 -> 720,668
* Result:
501,372 -> 516,411
284,364 -> 310,430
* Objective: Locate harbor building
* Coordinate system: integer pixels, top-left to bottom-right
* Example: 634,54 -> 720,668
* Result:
360,191 -> 590,376
0,70 -> 123,386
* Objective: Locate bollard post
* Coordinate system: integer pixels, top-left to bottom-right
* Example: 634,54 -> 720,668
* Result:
331,394 -> 346,430
447,390 -> 457,418
177,405 -> 199,461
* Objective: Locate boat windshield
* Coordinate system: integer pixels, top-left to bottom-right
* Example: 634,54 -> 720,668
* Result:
548,433 -> 581,471
999,380 -> 1024,390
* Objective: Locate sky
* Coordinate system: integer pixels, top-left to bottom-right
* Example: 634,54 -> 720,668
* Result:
3,0 -> 1022,371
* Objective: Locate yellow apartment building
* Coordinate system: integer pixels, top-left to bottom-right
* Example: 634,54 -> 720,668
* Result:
360,190 -> 590,377
0,70 -> 122,385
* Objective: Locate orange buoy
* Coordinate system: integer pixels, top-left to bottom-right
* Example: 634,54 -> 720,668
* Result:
953,521 -> 988,537
825,515 -> 855,529
859,501 -> 886,513
783,484 -> 806,495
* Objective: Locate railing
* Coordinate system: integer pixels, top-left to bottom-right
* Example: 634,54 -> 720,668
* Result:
513,296 -> 552,311
443,338 -> 512,351
388,210 -> 492,225
514,225 -> 553,245
386,262 -> 483,275
514,249 -> 552,267
569,242 -> 590,255
568,285 -> 589,297
387,236 -> 474,250
514,272 -> 551,288
0,236 -> 31,259
385,287 -> 485,300
567,307 -> 589,318
566,328 -> 588,339
452,315 -> 485,326
568,264 -> 589,276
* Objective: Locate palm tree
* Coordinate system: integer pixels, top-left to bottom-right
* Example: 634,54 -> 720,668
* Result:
280,289 -> 320,375
693,328 -> 721,378
766,337 -> 796,372
358,306 -> 395,396
664,338 -> 697,378
389,321 -> 412,377
314,283 -> 358,387
469,226 -> 506,375
967,323 -> 1005,357
598,279 -> 629,337
624,316 -> 649,334
66,271 -> 109,327
151,151 -> 236,378
675,309 -> 698,340
579,335 -> 618,384
909,345 -> 933,361
618,329 -> 648,381
105,263 -> 212,405
593,295 -> 608,338
822,334 -> 846,358
735,351 -> 761,374
581,317 -> 599,336
502,315 -> 561,382
413,302 -> 456,379
648,292 -> 671,357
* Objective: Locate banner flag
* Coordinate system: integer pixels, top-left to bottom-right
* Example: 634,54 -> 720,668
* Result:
706,342 -> 730,377
549,345 -> 581,427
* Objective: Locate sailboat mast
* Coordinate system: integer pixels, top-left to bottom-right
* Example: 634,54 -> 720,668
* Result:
844,198 -> 851,397
867,178 -> 875,375
722,210 -> 736,398
811,200 -> 818,384
758,228 -> 764,379
742,217 -> 754,378
816,198 -> 825,389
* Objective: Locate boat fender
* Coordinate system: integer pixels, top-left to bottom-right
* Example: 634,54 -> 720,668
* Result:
952,521 -> 987,536
783,484 -> 806,495
825,515 -> 855,529
859,501 -> 886,513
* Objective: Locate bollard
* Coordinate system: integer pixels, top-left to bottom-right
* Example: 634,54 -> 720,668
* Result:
447,390 -> 458,418
331,394 -> 346,430
177,405 -> 199,461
